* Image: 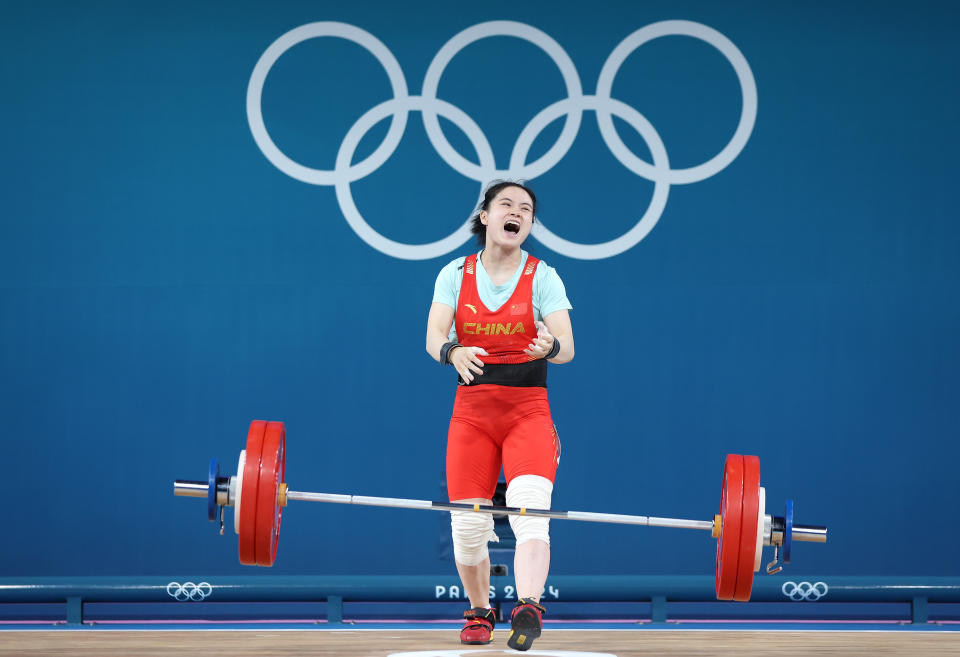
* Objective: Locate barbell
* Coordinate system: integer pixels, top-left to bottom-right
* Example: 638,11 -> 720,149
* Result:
173,420 -> 827,601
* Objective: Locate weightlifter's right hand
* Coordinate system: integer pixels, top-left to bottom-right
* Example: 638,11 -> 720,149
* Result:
450,346 -> 488,384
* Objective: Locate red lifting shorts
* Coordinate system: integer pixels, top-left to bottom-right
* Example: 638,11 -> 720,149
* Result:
446,385 -> 560,501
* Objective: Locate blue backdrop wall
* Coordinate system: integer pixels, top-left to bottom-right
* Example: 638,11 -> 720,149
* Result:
1,0 -> 957,578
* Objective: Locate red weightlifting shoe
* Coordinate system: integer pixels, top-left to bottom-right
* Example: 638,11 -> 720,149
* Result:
507,598 -> 545,651
460,607 -> 496,645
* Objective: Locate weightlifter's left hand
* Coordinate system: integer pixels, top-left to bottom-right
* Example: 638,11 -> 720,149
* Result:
524,321 -> 555,360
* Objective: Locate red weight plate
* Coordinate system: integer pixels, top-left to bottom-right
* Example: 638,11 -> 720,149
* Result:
715,454 -> 744,600
734,455 -> 761,601
238,420 -> 266,566
255,421 -> 286,566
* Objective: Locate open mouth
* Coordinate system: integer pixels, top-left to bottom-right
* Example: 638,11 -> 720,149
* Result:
504,220 -> 521,234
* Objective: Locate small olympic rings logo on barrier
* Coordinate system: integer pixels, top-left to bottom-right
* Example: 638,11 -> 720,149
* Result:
781,581 -> 828,601
247,20 -> 757,261
166,581 -> 213,601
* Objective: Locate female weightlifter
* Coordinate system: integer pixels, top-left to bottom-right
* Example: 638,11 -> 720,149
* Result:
425,181 -> 574,651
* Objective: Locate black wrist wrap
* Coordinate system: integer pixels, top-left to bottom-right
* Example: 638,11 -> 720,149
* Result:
440,341 -> 462,366
546,338 -> 561,360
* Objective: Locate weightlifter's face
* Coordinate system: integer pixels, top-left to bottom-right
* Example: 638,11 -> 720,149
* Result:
481,186 -> 534,248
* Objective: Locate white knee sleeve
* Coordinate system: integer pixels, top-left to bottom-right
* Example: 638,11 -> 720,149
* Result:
506,475 -> 553,546
451,507 -> 499,566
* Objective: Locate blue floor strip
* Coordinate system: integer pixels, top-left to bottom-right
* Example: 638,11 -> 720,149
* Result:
2,621 -> 959,632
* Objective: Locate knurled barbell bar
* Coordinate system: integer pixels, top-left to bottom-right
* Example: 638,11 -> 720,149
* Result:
173,420 -> 827,601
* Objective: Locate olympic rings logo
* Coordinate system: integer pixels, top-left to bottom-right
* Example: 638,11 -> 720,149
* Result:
166,581 -> 213,602
247,20 -> 757,261
781,581 -> 829,602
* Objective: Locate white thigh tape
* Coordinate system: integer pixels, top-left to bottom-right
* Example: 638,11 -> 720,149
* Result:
506,475 -> 554,546
450,507 -> 499,566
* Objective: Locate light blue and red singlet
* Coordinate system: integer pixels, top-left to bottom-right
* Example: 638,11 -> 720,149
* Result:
446,253 -> 561,501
